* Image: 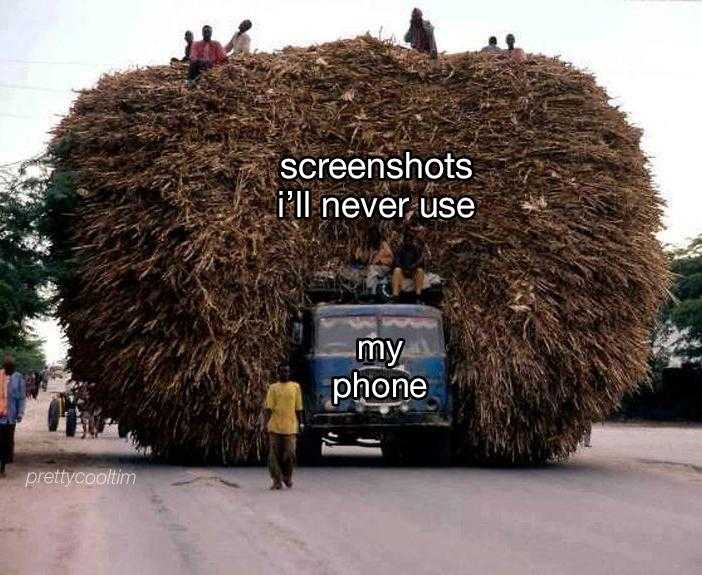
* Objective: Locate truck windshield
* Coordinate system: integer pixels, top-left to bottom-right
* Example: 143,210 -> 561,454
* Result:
316,315 -> 443,356
380,317 -> 443,356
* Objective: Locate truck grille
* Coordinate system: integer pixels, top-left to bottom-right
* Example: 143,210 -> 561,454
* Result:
356,367 -> 410,404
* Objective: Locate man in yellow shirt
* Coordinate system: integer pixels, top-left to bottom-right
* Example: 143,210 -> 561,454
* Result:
264,365 -> 303,490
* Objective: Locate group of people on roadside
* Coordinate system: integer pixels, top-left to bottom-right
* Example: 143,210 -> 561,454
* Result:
24,370 -> 44,400
0,355 -> 25,477
354,226 -> 427,300
171,19 -> 253,83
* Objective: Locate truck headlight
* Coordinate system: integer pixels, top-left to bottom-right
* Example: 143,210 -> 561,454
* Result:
426,397 -> 440,411
400,401 -> 410,413
324,399 -> 336,412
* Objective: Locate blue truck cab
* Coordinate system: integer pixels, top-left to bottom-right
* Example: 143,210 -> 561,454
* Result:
292,303 -> 452,464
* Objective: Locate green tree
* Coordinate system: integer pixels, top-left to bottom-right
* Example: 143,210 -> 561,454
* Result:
0,160 -> 51,350
668,235 -> 702,363
2,336 -> 46,372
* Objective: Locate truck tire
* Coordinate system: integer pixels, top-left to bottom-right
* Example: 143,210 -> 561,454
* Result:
433,430 -> 452,467
410,430 -> 452,466
298,431 -> 322,466
381,434 -> 409,466
117,421 -> 129,439
48,399 -> 60,431
66,408 -> 77,437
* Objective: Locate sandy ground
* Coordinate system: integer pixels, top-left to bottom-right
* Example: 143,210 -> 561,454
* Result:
1,378 -> 701,575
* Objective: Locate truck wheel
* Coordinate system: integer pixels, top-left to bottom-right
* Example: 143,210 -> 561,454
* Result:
66,408 -> 77,437
298,432 -> 322,466
433,430 -> 452,467
381,434 -> 408,466
412,430 -> 452,466
117,421 -> 128,439
48,399 -> 60,431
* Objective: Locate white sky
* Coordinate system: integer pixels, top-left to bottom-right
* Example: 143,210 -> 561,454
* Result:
2,0 -> 700,362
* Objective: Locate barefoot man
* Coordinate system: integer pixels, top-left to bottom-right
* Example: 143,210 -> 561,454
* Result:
264,365 -> 303,490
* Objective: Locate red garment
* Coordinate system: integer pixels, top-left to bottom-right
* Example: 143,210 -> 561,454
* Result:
508,48 -> 526,62
190,40 -> 227,65
0,372 -> 7,418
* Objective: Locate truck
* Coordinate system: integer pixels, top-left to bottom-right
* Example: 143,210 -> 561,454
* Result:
291,300 -> 452,465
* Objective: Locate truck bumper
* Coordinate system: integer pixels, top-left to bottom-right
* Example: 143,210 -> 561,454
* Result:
310,412 -> 451,430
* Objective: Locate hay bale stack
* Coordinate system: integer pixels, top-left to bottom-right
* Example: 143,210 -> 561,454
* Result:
50,36 -> 667,463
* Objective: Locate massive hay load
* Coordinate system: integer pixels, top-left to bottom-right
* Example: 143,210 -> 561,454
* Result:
50,36 -> 667,463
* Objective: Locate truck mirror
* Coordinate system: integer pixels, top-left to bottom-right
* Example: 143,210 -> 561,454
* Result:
443,325 -> 451,347
292,321 -> 304,346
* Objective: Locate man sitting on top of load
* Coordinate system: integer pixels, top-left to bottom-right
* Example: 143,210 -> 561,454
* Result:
188,25 -> 227,83
225,19 -> 253,55
505,33 -> 525,61
392,227 -> 426,301
481,36 -> 501,53
355,226 -> 395,292
404,8 -> 438,60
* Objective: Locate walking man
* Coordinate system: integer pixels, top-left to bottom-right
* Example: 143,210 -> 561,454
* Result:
264,365 -> 303,490
0,355 -> 25,476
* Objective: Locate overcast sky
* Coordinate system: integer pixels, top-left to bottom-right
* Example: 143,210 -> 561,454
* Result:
1,0 -> 700,362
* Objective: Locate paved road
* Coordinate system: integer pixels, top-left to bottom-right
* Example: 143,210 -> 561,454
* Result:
2,379 -> 701,575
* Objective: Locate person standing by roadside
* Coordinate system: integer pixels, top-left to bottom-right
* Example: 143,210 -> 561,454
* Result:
404,8 -> 438,59
0,355 -> 25,476
264,365 -> 303,490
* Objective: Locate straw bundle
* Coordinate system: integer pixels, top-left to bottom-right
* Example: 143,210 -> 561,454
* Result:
50,36 -> 667,463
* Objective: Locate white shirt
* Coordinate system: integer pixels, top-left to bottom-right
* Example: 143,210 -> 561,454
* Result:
225,32 -> 251,55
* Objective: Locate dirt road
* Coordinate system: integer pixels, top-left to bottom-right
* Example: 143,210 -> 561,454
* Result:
2,379 -> 701,575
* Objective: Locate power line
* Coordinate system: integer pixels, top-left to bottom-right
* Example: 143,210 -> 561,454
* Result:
0,58 -> 156,68
0,59 -> 107,67
0,152 -> 48,169
0,83 -> 74,94
0,113 -> 64,121
0,113 -> 35,120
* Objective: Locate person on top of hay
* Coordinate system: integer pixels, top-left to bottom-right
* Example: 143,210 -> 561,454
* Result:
404,8 -> 438,60
187,25 -> 228,83
392,228 -> 426,300
354,225 -> 394,292
481,36 -> 501,53
224,19 -> 252,56
505,33 -> 526,61
171,30 -> 194,64
264,365 -> 303,490
0,355 -> 25,477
